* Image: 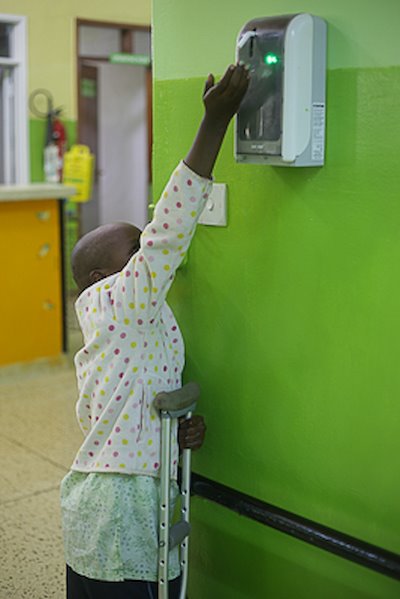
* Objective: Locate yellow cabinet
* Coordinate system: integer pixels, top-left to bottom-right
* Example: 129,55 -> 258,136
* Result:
0,199 -> 64,365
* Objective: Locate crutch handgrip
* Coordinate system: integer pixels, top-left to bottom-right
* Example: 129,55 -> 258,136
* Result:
154,381 -> 200,414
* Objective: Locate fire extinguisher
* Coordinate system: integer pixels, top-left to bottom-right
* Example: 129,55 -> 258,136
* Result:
29,89 -> 68,183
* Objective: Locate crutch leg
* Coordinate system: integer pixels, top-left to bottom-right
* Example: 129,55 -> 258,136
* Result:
154,383 -> 200,599
158,412 -> 172,599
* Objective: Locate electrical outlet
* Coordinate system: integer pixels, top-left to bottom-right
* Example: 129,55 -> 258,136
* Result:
198,183 -> 227,226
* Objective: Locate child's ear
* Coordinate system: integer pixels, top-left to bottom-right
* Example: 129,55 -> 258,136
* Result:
89,269 -> 106,285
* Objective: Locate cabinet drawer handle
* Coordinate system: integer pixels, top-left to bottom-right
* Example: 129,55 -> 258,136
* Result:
36,210 -> 51,221
38,243 -> 51,257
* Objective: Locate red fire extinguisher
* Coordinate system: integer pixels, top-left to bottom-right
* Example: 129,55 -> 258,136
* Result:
29,89 -> 68,182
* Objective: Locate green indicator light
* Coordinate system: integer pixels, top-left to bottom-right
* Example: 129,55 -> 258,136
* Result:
264,53 -> 279,65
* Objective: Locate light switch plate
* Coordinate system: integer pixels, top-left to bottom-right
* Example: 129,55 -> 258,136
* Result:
199,183 -> 227,226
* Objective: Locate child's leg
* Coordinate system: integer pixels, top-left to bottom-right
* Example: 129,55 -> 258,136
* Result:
66,565 -> 181,599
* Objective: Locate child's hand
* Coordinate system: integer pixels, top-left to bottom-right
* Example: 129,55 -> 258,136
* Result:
184,63 -> 250,178
178,415 -> 206,451
202,63 -> 250,127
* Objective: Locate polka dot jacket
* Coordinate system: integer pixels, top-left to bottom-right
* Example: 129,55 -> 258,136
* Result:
72,162 -> 212,479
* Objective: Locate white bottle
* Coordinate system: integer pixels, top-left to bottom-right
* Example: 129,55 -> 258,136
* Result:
44,143 -> 61,182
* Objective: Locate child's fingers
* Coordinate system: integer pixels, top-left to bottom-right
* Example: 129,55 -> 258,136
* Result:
217,64 -> 235,93
229,62 -> 250,90
223,64 -> 250,103
203,73 -> 215,97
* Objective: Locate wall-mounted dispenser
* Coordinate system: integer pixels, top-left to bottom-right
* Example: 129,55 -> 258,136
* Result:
235,14 -> 327,167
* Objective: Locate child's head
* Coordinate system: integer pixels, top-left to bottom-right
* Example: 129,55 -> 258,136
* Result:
71,222 -> 142,293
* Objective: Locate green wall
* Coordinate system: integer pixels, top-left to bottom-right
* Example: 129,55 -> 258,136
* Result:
153,1 -> 400,597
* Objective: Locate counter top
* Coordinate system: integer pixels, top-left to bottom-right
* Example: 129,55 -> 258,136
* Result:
0,183 -> 77,202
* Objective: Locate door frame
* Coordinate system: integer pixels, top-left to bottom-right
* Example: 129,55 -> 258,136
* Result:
76,18 -> 152,182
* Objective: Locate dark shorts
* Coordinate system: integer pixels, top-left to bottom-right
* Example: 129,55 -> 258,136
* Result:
66,565 -> 182,599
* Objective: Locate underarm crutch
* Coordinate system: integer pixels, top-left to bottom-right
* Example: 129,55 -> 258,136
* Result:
154,381 -> 200,599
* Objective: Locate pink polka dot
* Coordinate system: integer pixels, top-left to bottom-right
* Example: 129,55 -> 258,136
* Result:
113,451 -> 119,457
118,372 -> 124,378
164,208 -> 169,214
107,439 -> 112,445
125,270 -> 131,277
190,196 -> 196,203
173,185 -> 179,192
94,441 -> 99,446
109,325 -> 115,332
115,427 -> 121,433
187,179 -> 192,186
163,223 -> 169,229
115,395 -> 122,401
120,333 -> 126,339
124,357 -> 130,364
114,348 -> 120,355
176,202 -> 182,208
151,228 -> 157,234
147,240 -> 153,247
137,319 -> 143,325
154,462 -> 159,469
88,451 -> 94,457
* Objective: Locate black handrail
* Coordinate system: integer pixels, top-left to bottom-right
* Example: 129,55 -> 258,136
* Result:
190,472 -> 400,581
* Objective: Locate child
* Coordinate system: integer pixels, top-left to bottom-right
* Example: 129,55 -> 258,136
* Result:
61,62 -> 249,599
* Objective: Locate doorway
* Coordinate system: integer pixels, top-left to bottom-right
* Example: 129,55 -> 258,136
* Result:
76,19 -> 152,235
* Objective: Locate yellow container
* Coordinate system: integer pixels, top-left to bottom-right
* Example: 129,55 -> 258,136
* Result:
63,144 -> 94,202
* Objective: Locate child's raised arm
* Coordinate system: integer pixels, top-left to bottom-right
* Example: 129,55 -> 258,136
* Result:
184,63 -> 250,179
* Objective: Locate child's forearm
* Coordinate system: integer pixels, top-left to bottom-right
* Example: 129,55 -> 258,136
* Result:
184,115 -> 230,180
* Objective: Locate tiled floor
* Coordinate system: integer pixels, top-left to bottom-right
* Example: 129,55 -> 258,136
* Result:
0,299 -> 83,598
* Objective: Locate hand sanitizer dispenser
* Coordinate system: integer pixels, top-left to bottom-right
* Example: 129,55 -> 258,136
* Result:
235,14 -> 327,167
